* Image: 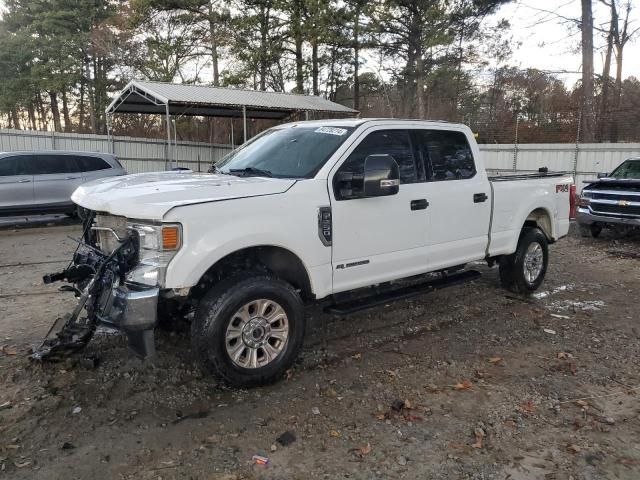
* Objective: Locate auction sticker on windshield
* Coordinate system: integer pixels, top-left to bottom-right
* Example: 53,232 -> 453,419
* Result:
315,126 -> 348,136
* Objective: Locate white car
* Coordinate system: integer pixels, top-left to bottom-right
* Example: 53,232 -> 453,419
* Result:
43,119 -> 574,386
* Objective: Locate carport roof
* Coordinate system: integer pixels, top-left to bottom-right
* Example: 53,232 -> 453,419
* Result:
106,80 -> 358,119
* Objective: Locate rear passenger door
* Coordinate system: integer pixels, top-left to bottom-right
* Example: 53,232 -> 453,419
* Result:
0,155 -> 35,210
412,129 -> 491,269
32,154 -> 83,207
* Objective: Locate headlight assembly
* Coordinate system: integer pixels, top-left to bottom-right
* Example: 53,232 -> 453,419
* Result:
126,223 -> 182,287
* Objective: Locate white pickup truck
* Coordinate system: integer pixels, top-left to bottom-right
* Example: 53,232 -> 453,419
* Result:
40,119 -> 574,386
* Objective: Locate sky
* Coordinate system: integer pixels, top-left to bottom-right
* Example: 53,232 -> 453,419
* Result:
496,0 -> 640,85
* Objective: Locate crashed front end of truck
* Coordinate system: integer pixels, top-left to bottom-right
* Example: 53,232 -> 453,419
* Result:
32,212 -> 181,361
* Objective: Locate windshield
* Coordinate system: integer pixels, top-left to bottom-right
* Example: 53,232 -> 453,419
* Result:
609,159 -> 640,179
215,125 -> 355,178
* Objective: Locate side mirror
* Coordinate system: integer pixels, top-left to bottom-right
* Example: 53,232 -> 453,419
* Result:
597,172 -> 608,179
363,154 -> 400,197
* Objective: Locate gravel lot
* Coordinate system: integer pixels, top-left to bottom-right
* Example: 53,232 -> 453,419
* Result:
0,222 -> 639,479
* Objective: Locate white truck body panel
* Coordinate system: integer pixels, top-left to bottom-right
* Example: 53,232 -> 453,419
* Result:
72,119 -> 573,300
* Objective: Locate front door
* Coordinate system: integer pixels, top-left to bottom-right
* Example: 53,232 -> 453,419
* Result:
0,154 -> 35,212
329,128 -> 430,293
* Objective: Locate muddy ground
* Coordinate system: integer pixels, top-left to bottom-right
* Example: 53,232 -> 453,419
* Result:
0,222 -> 639,480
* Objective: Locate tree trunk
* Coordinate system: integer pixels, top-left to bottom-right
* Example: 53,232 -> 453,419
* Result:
353,3 -> 360,111
61,90 -> 72,132
36,92 -> 47,130
311,37 -> 319,96
88,58 -> 97,133
10,108 -> 20,130
580,0 -> 595,142
49,92 -> 62,132
610,44 -> 623,142
416,49 -> 425,119
79,77 -> 85,132
258,5 -> 270,91
208,2 -> 220,86
598,12 -> 614,142
292,0 -> 304,93
27,102 -> 37,130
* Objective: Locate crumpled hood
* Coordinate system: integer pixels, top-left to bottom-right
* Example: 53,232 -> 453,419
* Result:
71,171 -> 296,220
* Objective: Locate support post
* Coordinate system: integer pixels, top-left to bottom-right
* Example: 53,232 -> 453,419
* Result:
230,117 -> 234,149
305,110 -> 309,121
165,104 -> 172,170
242,105 -> 247,143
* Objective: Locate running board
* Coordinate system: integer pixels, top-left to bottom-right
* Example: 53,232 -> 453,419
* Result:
324,270 -> 481,316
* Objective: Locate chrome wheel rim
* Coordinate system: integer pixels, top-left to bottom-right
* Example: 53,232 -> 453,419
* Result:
225,299 -> 289,369
523,242 -> 544,283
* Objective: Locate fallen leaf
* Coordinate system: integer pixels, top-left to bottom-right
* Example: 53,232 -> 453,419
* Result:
351,353 -> 362,359
520,399 -> 535,413
452,379 -> 473,390
474,368 -> 486,379
471,429 -> 485,449
488,357 -> 502,364
329,430 -> 340,438
575,400 -> 589,407
350,442 -> 372,458
404,399 -> 412,409
13,460 -> 31,468
1,345 -> 17,356
619,458 -> 639,466
567,444 -> 581,454
557,352 -> 574,360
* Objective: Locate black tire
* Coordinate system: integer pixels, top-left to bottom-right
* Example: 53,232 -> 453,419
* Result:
499,227 -> 549,293
191,271 -> 305,387
578,223 -> 591,238
590,223 -> 603,238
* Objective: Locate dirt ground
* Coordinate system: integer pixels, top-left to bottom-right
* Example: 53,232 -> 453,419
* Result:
0,222 -> 639,480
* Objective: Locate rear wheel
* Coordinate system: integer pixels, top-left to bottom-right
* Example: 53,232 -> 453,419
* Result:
191,272 -> 305,387
499,227 -> 549,293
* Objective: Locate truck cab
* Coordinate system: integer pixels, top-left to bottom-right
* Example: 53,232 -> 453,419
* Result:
42,119 -> 574,386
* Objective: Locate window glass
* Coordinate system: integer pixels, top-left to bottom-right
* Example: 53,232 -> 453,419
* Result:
415,130 -> 476,181
0,155 -> 35,176
609,160 -> 640,179
216,126 -> 355,178
0,157 -> 15,176
33,155 -> 79,175
338,130 -> 419,185
75,155 -> 111,172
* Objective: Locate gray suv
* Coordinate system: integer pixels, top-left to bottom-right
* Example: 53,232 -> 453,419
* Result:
0,151 -> 126,216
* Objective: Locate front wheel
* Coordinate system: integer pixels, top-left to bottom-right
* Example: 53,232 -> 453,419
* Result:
499,227 -> 549,293
191,272 -> 305,387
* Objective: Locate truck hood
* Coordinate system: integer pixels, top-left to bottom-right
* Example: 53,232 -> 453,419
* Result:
71,171 -> 296,220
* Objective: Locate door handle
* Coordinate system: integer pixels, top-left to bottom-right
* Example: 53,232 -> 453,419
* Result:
410,199 -> 429,210
65,176 -> 80,180
473,193 -> 488,203
17,179 -> 31,183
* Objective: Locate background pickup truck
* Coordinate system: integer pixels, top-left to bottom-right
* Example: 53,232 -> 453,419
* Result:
577,157 -> 640,237
49,119 -> 573,386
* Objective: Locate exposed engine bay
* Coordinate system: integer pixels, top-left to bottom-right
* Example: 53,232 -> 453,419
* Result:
31,212 -> 154,361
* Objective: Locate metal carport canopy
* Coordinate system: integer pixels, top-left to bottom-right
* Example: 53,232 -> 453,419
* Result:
106,80 -> 358,119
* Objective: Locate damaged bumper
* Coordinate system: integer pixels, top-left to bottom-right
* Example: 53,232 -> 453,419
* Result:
98,283 -> 160,358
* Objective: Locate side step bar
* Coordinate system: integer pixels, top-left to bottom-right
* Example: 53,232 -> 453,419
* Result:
324,270 -> 481,316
